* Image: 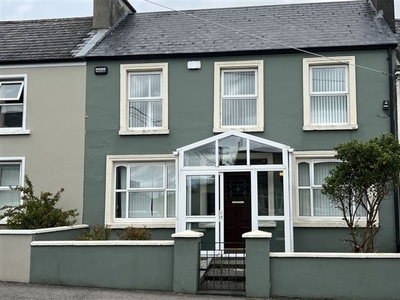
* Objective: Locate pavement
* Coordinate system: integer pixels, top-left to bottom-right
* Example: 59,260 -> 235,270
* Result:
0,281 -> 290,300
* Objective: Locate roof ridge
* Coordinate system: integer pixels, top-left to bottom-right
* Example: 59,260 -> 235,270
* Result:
0,16 -> 93,24
132,0 -> 361,15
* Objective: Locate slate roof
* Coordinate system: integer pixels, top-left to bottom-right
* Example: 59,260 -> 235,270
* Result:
0,17 -> 93,62
87,0 -> 397,58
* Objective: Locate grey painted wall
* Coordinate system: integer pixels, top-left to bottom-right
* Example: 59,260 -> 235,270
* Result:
270,255 -> 400,299
30,244 -> 174,290
84,49 -> 394,251
28,235 -> 400,299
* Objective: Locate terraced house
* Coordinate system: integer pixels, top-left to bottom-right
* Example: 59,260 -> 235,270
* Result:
83,0 -> 399,252
0,17 -> 94,223
0,0 -> 135,225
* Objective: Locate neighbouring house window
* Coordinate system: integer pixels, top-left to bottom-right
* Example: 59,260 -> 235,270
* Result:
214,60 -> 264,132
105,155 -> 176,227
303,56 -> 357,131
120,63 -> 169,135
0,76 -> 28,134
0,160 -> 23,214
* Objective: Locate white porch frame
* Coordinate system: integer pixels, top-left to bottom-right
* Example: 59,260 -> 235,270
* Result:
175,131 -> 294,252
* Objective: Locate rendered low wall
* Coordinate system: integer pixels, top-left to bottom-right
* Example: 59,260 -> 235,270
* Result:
30,241 -> 175,291
9,229 -> 400,299
270,253 -> 400,300
0,225 -> 87,283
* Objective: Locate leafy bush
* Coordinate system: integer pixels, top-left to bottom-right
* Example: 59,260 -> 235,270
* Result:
322,133 -> 400,252
77,224 -> 111,240
0,175 -> 78,229
117,226 -> 151,240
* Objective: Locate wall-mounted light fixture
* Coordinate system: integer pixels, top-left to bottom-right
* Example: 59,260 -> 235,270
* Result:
94,66 -> 108,75
382,100 -> 390,115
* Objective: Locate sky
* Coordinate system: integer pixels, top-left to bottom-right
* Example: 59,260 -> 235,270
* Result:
1,0 -> 400,21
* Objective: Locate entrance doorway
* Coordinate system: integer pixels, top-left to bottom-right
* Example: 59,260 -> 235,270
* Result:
177,131 -> 293,252
223,172 -> 251,249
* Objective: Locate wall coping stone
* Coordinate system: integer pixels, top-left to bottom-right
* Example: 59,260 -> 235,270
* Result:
270,252 -> 400,258
242,230 -> 272,239
0,225 -> 89,235
171,230 -> 204,238
31,240 -> 174,247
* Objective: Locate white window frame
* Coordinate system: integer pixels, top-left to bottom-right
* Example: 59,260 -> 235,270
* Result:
105,154 -> 176,228
213,60 -> 264,133
0,157 -> 25,224
303,56 -> 357,131
0,75 -> 30,135
119,63 -> 169,135
293,151 -> 368,227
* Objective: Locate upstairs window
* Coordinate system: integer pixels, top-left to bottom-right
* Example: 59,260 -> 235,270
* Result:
214,60 -> 264,132
0,78 -> 25,131
120,63 -> 169,135
303,56 -> 357,131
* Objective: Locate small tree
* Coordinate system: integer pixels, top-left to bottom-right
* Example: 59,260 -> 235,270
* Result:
0,175 -> 78,229
322,133 -> 400,252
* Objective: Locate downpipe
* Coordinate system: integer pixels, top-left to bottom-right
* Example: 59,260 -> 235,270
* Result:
388,48 -> 400,252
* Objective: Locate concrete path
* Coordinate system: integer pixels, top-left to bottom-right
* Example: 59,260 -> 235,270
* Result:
0,281 -> 280,300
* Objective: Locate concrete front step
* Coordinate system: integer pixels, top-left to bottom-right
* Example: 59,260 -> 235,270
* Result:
208,258 -> 245,268
203,267 -> 245,281
200,280 -> 245,291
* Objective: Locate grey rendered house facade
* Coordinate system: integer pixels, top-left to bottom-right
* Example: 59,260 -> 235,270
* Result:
84,0 -> 399,252
0,17 -> 94,224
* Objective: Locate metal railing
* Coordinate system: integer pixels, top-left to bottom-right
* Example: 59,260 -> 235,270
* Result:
199,242 -> 245,292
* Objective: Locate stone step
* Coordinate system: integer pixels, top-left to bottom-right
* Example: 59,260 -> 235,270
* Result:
207,258 -> 245,269
203,267 -> 245,281
200,280 -> 245,291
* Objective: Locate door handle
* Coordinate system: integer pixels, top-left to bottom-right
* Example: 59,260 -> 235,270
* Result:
219,210 -> 224,220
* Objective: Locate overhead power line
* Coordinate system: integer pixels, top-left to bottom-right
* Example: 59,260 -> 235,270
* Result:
143,0 -> 395,77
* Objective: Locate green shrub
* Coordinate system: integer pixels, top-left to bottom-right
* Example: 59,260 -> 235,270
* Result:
77,224 -> 111,240
117,226 -> 151,240
0,175 -> 78,229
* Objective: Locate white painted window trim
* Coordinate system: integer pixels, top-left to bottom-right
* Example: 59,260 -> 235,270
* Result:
0,157 -> 25,225
119,63 -> 169,135
303,56 -> 357,131
105,154 -> 176,228
213,60 -> 264,133
0,75 -> 30,135
292,151 -> 369,227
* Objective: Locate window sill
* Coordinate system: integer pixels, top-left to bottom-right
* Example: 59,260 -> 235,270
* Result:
294,220 -> 368,228
303,124 -> 358,131
213,126 -> 264,133
0,129 -> 31,136
108,220 -> 175,229
119,129 -> 169,136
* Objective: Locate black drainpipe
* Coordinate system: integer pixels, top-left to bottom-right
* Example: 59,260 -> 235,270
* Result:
388,48 -> 400,252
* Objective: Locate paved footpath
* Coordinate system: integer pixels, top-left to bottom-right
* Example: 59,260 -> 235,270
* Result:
0,281 -> 297,300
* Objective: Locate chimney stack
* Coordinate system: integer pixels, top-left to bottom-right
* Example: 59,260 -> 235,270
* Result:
93,0 -> 135,30
370,0 -> 395,32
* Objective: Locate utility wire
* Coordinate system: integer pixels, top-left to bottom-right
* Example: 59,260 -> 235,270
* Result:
143,0 -> 395,77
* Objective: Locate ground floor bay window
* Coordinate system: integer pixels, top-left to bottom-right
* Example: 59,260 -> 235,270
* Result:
105,154 -> 176,228
293,151 -> 367,227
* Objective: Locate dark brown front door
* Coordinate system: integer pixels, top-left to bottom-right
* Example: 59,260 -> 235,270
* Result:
224,172 -> 251,249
